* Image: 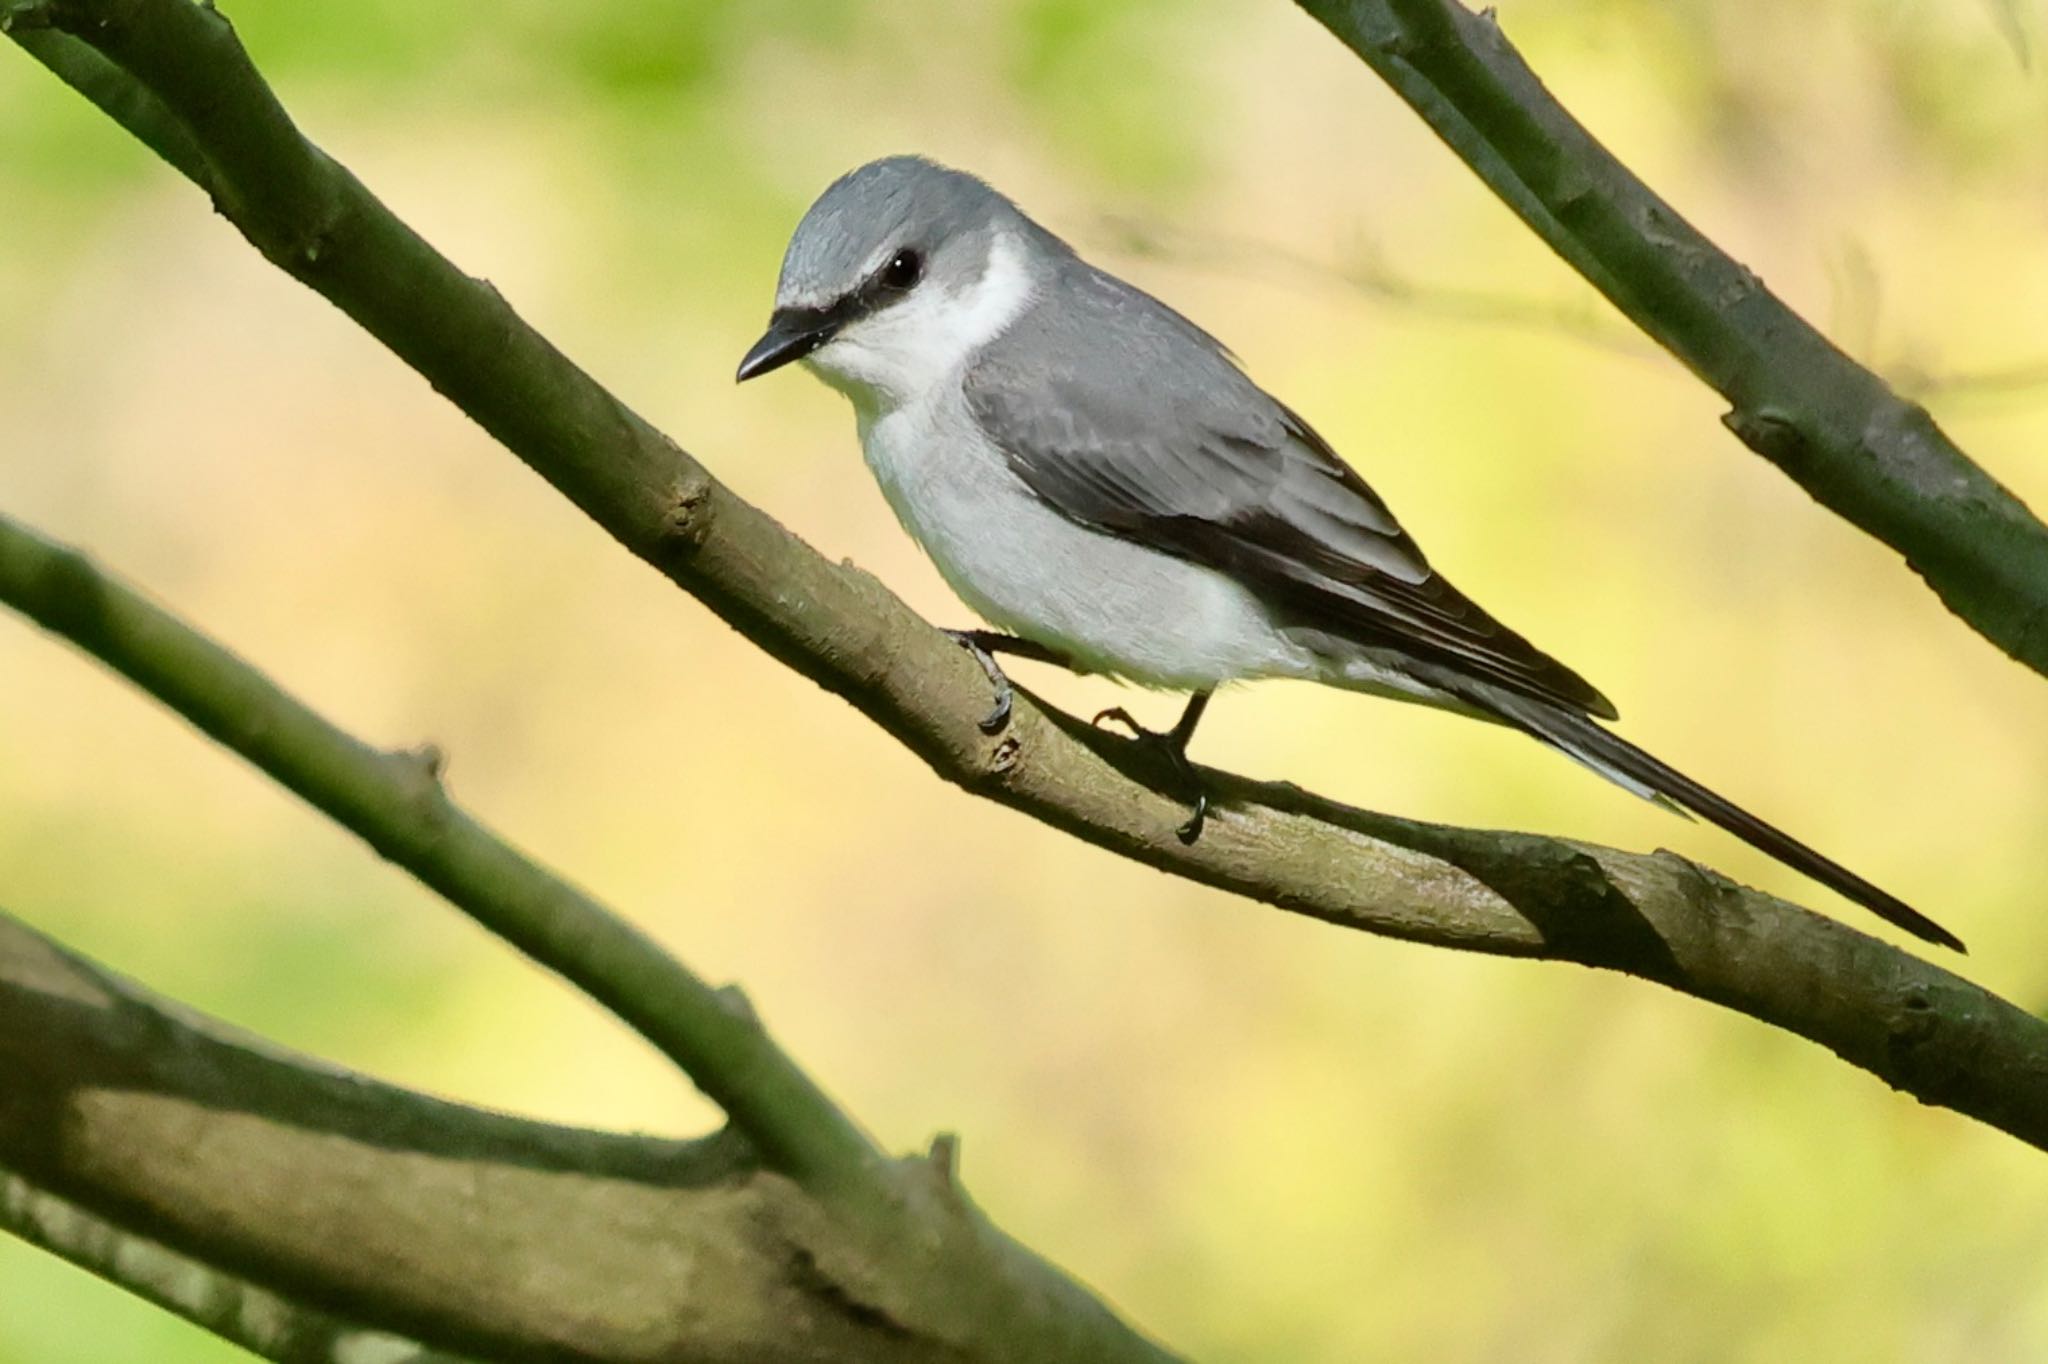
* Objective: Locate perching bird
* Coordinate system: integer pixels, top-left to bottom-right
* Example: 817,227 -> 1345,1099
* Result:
737,154 -> 1959,952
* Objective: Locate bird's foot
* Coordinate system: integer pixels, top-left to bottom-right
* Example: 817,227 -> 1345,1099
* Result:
942,629 -> 1081,733
944,629 -> 1016,734
1090,706 -> 1209,844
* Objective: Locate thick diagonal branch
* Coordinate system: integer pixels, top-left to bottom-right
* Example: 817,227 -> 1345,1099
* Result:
1295,0 -> 2048,676
7,0 -> 2046,1156
0,908 -> 1175,1363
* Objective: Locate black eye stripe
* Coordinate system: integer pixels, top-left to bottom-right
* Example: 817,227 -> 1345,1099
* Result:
792,247 -> 926,336
817,247 -> 926,324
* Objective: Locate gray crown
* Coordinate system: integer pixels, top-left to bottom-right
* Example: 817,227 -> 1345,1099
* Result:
774,155 -> 1049,310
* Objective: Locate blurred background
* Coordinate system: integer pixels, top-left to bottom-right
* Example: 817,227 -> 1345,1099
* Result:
5,0 -> 2048,1359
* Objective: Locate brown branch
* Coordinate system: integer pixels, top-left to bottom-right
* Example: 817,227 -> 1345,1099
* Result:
5,0 -> 2044,1158
0,1170 -> 475,1364
0,906 -> 1180,1363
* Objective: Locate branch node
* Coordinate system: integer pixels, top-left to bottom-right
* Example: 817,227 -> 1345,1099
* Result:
264,203 -> 347,278
1373,29 -> 1414,58
716,982 -> 759,1025
926,1131 -> 961,1189
987,733 -> 1023,777
659,470 -> 717,557
1889,985 -> 1938,1048
396,741 -> 448,786
1551,164 -> 1597,217
1716,262 -> 1765,308
1721,406 -> 1810,471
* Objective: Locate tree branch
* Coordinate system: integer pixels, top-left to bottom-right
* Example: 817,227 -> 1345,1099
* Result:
0,1170 -> 472,1364
6,0 -> 2045,1157
0,514 -> 881,1198
0,511 -> 1183,1362
1293,0 -> 2048,676
0,907 -> 1176,1362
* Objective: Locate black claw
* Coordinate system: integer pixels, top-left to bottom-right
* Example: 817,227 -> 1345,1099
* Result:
979,689 -> 1011,735
945,630 -> 1014,734
1091,706 -> 1140,736
940,630 -> 1085,734
1089,698 -> 1213,843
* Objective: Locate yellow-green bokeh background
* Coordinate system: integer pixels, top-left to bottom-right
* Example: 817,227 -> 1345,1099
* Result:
6,1 -> 2048,1359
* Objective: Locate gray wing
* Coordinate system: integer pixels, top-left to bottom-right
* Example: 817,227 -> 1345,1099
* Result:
964,261 -> 1617,719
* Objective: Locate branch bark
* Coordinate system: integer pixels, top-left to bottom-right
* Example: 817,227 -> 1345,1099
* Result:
1294,0 -> 2048,677
5,0 -> 2044,1160
0,907 -> 1174,1363
0,1170 -> 472,1364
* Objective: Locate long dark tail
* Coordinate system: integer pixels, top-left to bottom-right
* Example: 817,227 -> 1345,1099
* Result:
1473,690 -> 1963,952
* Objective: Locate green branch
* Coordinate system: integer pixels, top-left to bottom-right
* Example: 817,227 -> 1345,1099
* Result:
1296,0 -> 2048,676
1,18 -> 210,186
0,512 -> 879,1198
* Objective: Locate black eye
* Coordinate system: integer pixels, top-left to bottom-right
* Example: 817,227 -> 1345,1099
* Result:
881,248 -> 922,290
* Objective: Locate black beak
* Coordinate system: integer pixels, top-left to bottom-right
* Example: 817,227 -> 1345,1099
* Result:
736,308 -> 837,382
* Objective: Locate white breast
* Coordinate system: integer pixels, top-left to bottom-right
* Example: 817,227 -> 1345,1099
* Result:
867,385 -> 1331,687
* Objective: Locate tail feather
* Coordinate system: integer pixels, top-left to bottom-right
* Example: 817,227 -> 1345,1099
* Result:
1475,690 -> 1963,952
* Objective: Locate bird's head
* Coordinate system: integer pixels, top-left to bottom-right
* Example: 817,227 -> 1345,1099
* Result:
738,155 -> 1046,410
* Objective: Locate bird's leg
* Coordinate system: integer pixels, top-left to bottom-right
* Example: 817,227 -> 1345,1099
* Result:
941,629 -> 1074,734
1092,690 -> 1213,843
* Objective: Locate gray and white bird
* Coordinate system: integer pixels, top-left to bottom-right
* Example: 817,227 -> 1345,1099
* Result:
738,154 -> 1959,951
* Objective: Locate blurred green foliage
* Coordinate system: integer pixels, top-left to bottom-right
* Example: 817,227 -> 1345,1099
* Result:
6,1 -> 2048,1361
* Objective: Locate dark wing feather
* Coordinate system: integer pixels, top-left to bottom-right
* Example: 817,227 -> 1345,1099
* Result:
965,262 -> 1617,720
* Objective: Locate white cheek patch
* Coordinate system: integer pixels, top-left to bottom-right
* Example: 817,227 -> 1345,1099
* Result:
939,231 -> 1037,354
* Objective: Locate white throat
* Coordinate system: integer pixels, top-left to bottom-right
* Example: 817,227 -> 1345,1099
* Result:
802,230 -> 1038,412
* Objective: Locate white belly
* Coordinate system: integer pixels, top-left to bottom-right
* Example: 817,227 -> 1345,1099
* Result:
856,392 -> 1318,690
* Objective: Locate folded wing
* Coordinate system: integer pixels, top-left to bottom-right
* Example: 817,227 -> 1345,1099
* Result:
964,259 -> 1617,720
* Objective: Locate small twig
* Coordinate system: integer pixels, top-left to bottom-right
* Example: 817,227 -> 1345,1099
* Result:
1103,215 -> 2048,407
1097,213 -> 1655,359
